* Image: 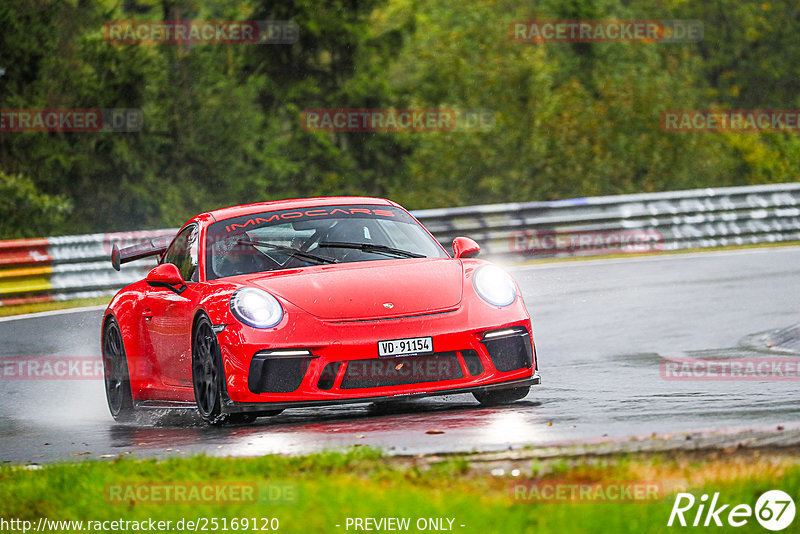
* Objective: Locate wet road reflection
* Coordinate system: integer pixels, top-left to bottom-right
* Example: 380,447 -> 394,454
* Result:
2,247 -> 799,463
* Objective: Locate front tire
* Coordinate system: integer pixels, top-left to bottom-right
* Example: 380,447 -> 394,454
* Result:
102,318 -> 135,422
192,316 -> 226,425
473,386 -> 530,406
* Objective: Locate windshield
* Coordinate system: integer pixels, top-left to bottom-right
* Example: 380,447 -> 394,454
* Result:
206,204 -> 447,279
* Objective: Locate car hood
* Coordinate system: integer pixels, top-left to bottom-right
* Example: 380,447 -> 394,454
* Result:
244,258 -> 463,320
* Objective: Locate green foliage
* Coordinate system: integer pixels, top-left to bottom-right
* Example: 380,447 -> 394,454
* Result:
384,0 -> 800,207
0,0 -> 798,237
0,172 -> 71,238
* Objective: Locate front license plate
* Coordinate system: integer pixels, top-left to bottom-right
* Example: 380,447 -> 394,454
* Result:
378,336 -> 433,357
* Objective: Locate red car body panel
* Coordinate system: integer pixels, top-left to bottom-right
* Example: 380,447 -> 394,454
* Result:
104,197 -> 539,413
250,258 -> 463,320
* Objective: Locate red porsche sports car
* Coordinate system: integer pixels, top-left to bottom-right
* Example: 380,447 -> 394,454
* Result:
102,197 -> 540,424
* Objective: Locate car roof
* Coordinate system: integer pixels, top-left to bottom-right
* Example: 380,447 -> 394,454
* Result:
202,196 -> 401,223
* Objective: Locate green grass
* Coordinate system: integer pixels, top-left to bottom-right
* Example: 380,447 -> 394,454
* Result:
0,297 -> 109,318
1,448 -> 798,533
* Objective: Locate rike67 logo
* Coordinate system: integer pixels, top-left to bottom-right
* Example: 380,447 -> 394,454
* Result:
668,490 -> 796,531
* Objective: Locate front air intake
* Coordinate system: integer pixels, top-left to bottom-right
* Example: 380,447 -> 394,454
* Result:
248,350 -> 315,393
482,328 -> 533,372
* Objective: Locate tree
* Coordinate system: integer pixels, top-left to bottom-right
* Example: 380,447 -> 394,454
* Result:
0,172 -> 71,238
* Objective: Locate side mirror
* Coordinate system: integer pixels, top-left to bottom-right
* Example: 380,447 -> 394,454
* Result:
452,237 -> 480,259
146,263 -> 186,294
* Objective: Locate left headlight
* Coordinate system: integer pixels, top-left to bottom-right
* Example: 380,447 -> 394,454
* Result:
473,265 -> 517,307
230,287 -> 284,328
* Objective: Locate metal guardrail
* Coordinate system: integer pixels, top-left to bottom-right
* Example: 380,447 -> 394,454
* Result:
415,182 -> 800,262
1,183 -> 798,306
0,230 -> 174,307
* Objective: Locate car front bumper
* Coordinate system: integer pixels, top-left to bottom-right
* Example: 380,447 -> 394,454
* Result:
216,301 -> 539,410
223,374 -> 540,413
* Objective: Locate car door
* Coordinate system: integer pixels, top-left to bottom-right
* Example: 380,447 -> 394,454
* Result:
142,224 -> 200,390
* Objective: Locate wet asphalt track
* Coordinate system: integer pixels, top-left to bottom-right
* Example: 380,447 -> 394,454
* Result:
1,247 -> 799,464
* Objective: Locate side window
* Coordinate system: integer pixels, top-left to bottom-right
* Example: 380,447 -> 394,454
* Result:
163,225 -> 199,282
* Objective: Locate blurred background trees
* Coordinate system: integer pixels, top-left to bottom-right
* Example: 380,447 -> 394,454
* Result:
0,0 -> 798,236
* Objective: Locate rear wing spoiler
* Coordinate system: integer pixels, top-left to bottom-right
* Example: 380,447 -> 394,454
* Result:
111,237 -> 171,271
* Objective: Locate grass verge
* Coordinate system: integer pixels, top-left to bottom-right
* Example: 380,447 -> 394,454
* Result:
1,447 -> 798,533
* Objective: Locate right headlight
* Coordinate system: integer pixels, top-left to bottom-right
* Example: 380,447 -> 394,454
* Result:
473,265 -> 517,307
230,287 -> 284,328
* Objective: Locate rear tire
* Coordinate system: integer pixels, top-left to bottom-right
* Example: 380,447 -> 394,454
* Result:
192,316 -> 226,425
473,386 -> 530,406
102,318 -> 135,422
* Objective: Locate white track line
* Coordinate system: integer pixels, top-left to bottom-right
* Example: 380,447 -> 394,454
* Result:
0,304 -> 107,323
